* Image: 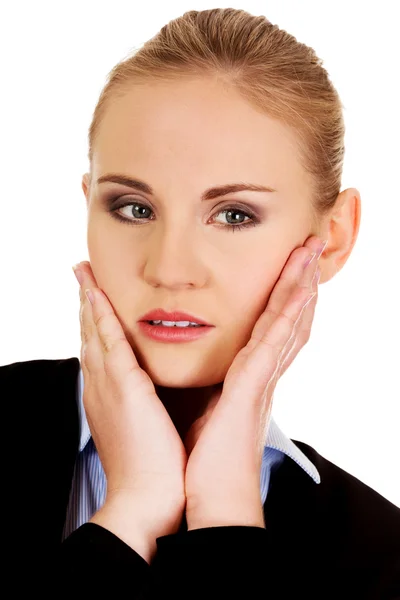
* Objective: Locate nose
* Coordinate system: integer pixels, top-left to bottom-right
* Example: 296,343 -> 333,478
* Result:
142,225 -> 208,289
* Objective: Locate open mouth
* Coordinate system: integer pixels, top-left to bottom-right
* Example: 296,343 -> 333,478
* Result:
146,320 -> 205,328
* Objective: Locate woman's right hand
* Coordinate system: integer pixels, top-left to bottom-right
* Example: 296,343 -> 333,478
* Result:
73,261 -> 187,563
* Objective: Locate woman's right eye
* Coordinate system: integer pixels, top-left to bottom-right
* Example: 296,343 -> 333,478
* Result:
111,201 -> 154,225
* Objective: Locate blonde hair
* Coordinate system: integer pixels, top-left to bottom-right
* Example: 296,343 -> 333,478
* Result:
88,8 -> 345,226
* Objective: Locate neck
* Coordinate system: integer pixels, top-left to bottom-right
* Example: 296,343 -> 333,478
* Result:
154,382 -> 223,450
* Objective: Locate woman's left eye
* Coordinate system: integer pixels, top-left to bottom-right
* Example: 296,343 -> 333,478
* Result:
213,208 -> 256,231
109,200 -> 259,232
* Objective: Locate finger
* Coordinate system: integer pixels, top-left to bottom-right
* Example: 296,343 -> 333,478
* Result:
222,282 -> 316,411
80,294 -> 95,345
74,262 -> 98,344
279,267 -> 320,376
247,243 -> 321,354
277,298 -> 316,379
267,236 -> 324,312
271,261 -> 319,367
74,267 -> 104,378
242,284 -> 316,390
84,286 -> 153,398
76,262 -> 98,310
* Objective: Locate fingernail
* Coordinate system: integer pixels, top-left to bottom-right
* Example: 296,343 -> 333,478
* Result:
72,265 -> 83,286
85,289 -> 94,305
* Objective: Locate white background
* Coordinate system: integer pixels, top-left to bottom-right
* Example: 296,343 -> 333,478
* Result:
1,1 -> 399,507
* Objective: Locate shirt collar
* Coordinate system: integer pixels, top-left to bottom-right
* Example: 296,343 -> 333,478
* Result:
77,367 -> 91,452
76,367 -> 320,484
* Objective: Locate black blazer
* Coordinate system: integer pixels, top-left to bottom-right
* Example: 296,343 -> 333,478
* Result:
2,357 -> 399,598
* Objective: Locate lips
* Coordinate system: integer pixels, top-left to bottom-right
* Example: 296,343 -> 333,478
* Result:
138,308 -> 213,326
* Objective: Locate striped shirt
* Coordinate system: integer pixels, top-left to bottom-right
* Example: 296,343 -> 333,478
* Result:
62,367 -> 320,540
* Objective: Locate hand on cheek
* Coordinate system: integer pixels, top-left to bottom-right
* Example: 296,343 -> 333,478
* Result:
72,261 -> 187,562
184,236 -> 327,531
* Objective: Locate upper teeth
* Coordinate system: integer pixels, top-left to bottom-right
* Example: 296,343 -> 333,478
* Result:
150,320 -> 202,327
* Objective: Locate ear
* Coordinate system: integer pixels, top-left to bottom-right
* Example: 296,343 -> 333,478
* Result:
318,187 -> 362,283
81,172 -> 91,207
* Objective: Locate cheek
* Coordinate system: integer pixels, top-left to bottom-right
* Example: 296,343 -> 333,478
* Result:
229,264 -> 276,314
221,268 -> 277,348
87,225 -> 132,293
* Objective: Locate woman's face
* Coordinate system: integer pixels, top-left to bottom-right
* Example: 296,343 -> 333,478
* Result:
83,76 -> 316,388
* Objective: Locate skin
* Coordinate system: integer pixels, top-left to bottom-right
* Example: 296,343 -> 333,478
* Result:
76,247 -> 320,561
81,75 -> 361,444
75,75 -> 361,561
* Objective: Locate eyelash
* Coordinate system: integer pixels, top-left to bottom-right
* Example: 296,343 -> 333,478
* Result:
108,199 -> 259,232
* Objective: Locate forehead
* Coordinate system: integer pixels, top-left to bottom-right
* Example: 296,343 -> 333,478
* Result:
93,77 -> 308,194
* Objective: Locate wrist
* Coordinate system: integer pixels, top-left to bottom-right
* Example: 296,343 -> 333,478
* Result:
186,489 -> 265,531
90,490 -> 185,563
90,497 -> 156,564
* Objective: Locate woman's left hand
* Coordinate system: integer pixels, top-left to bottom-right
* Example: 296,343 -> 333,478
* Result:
184,236 -> 326,531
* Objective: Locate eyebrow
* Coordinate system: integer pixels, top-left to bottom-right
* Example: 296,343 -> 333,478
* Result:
97,173 -> 276,201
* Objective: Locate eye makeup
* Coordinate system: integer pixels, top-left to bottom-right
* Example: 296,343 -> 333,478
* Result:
103,195 -> 265,233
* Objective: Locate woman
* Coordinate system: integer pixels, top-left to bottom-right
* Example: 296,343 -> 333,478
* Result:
3,7 -> 399,598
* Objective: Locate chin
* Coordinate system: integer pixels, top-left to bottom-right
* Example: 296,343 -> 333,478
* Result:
146,368 -> 210,388
140,360 -> 224,389
130,338 -> 234,389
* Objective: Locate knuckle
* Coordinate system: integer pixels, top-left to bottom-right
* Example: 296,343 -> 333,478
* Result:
93,309 -> 108,330
102,336 -> 115,354
281,311 -> 298,328
102,335 -> 126,360
264,307 -> 279,319
258,336 -> 282,360
103,347 -> 124,379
